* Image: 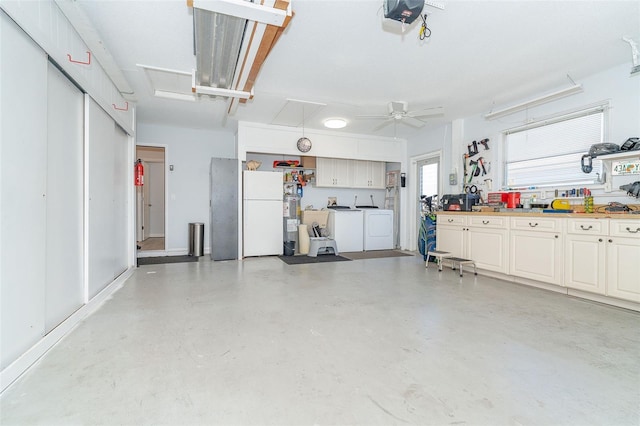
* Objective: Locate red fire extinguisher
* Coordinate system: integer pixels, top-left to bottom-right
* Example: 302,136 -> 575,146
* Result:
134,159 -> 144,186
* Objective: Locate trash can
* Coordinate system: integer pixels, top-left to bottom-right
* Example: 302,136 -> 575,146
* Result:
188,222 -> 204,257
283,241 -> 295,256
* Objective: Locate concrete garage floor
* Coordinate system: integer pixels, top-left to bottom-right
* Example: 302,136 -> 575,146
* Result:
1,255 -> 639,425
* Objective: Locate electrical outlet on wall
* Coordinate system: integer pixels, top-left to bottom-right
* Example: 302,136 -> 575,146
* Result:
449,172 -> 457,185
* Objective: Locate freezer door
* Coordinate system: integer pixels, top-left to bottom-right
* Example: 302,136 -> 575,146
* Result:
243,171 -> 283,200
210,158 -> 238,260
243,200 -> 283,256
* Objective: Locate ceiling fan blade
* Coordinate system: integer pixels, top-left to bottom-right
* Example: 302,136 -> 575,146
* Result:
372,119 -> 394,131
406,106 -> 444,118
400,116 -> 426,128
356,114 -> 391,119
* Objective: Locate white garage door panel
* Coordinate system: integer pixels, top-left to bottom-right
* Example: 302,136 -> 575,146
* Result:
112,124 -> 129,277
0,12 -> 48,369
45,62 -> 84,333
88,99 -> 130,298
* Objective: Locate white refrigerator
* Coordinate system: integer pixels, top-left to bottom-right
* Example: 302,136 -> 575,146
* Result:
243,171 -> 283,257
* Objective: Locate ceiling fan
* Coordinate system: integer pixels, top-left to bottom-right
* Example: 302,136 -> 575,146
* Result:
357,101 -> 444,131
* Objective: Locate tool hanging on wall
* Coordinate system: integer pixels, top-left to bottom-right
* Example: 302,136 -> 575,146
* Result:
463,154 -> 468,184
477,157 -> 487,175
467,141 -> 479,157
479,138 -> 490,151
419,14 -> 432,40
468,160 -> 478,182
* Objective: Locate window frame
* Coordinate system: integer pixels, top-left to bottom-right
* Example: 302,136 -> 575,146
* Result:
501,103 -> 609,189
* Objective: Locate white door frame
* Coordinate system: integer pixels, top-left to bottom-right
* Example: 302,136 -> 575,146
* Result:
408,150 -> 442,251
135,144 -> 168,250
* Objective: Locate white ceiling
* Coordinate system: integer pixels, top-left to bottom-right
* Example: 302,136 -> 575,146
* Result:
76,0 -> 640,139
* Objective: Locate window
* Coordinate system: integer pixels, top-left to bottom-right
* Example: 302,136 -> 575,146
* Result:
504,106 -> 606,187
418,157 -> 439,198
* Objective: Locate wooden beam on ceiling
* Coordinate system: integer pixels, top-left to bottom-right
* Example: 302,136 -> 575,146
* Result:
228,0 -> 292,112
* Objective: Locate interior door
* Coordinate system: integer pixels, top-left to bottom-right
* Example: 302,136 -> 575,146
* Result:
142,160 -> 151,240
136,187 -> 144,242
148,162 -> 165,237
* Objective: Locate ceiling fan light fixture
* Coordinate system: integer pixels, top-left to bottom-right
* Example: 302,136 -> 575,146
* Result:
323,118 -> 347,129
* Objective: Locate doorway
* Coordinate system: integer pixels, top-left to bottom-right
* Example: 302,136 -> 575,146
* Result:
136,146 -> 165,252
409,152 -> 441,250
418,157 -> 439,204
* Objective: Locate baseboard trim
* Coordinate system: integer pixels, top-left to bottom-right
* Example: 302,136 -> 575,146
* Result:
567,289 -> 640,312
137,248 -> 210,258
473,268 -> 637,311
0,267 -> 135,393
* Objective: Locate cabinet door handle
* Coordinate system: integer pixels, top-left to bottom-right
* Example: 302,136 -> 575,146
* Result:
448,219 -> 454,223
580,225 -> 593,230
608,239 -> 613,243
555,235 -> 558,239
626,227 -> 640,233
528,222 -> 538,227
598,238 -> 603,242
482,220 -> 489,225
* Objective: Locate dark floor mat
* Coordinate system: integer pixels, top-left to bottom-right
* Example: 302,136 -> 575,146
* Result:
137,255 -> 199,266
278,254 -> 351,265
341,250 -> 414,260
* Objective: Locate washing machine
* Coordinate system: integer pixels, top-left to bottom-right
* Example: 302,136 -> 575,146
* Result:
328,209 -> 364,252
363,209 -> 394,250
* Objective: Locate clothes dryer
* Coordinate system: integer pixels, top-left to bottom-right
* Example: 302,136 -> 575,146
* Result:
363,209 -> 394,250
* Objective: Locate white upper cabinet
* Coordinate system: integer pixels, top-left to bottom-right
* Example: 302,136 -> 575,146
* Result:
316,158 -> 385,189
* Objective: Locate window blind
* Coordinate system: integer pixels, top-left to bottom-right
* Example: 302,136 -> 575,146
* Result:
504,108 -> 605,187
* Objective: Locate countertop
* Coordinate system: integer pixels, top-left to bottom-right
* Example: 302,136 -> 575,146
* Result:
436,210 -> 640,219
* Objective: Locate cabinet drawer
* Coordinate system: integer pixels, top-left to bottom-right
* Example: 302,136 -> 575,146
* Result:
567,218 -> 608,235
468,215 -> 507,229
609,220 -> 640,238
437,214 -> 465,226
510,216 -> 562,232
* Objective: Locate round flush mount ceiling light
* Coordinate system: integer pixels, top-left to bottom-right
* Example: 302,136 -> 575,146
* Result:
323,118 -> 347,129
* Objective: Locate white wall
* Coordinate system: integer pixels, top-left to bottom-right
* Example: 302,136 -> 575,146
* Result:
136,123 -> 236,253
238,121 -> 406,162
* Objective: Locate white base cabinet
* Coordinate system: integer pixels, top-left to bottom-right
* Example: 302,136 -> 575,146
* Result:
564,218 -> 608,295
564,218 -> 640,302
509,217 -> 564,285
436,215 -> 508,273
436,213 -> 640,308
606,220 -> 640,302
565,234 -> 607,294
435,215 -> 465,257
467,216 -> 509,273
